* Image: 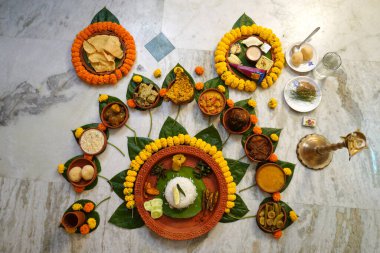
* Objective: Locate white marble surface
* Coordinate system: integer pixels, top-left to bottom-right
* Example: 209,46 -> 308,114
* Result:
0,0 -> 379,252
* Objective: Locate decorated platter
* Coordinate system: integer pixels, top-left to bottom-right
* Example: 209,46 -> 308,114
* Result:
284,76 -> 322,112
285,42 -> 318,73
134,145 -> 228,240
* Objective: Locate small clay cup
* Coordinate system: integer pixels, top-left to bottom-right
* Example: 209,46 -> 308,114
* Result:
197,88 -> 226,116
67,157 -> 98,193
133,84 -> 161,110
256,202 -> 287,233
167,80 -> 195,105
255,163 -> 286,193
78,128 -> 107,156
61,211 -> 86,233
244,134 -> 273,162
222,107 -> 251,134
101,102 -> 129,129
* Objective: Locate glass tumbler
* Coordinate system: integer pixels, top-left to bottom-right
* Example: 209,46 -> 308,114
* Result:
313,52 -> 341,79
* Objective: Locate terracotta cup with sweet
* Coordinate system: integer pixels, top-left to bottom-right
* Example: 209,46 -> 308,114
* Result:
101,102 -> 129,129
67,157 -> 98,193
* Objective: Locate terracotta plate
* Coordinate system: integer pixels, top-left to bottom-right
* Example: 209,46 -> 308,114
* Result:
135,145 -> 228,240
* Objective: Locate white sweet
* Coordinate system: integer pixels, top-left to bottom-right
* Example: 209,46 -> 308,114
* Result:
68,167 -> 82,183
242,36 -> 263,47
81,165 -> 95,181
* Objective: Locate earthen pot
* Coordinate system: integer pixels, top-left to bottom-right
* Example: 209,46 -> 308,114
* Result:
61,211 -> 86,233
67,157 -> 97,193
101,102 -> 129,129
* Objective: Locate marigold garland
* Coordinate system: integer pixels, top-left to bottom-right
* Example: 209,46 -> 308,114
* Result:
71,21 -> 136,86
123,134 -> 236,214
215,24 -> 285,91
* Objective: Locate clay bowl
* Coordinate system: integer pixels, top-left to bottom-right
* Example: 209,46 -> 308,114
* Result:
61,211 -> 86,232
222,107 -> 251,134
166,80 -> 195,105
79,31 -> 126,75
197,88 -> 226,116
244,134 -> 273,162
255,163 -> 286,194
133,83 -> 161,110
101,102 -> 129,129
256,201 -> 287,233
225,35 -> 275,80
66,157 -> 98,192
78,128 -> 107,156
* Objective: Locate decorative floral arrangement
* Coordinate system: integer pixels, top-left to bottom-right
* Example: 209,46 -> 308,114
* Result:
71,8 -> 136,86
214,14 -> 285,91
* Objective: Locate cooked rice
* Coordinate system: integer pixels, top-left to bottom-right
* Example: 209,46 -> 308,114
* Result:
164,177 -> 197,209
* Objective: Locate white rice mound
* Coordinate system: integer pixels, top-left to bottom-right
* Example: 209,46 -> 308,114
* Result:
164,177 -> 197,209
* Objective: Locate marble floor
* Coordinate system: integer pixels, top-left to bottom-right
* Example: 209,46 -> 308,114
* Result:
0,0 -> 379,252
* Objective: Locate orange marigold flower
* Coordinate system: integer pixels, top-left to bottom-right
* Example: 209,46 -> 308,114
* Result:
159,88 -> 167,97
80,224 -> 90,235
269,153 -> 278,162
115,69 -> 122,80
97,123 -> 107,132
110,74 -> 117,84
273,230 -> 282,239
250,114 -> 258,124
226,99 -> 234,108
83,202 -> 95,213
195,82 -> 204,90
127,99 -> 136,108
253,126 -> 262,134
195,66 -> 204,76
272,192 -> 281,201
103,74 -> 110,84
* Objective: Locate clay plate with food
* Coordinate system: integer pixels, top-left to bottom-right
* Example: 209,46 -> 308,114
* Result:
256,201 -> 287,233
79,128 -> 107,155
244,134 -> 273,162
101,102 -> 129,128
198,88 -> 226,116
67,157 -> 98,192
133,82 -> 160,109
255,163 -> 286,193
222,107 -> 251,134
134,145 -> 227,240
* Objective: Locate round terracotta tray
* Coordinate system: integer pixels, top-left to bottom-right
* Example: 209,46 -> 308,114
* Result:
134,145 -> 228,240
197,88 -> 226,116
79,31 -> 126,75
225,35 -> 275,80
100,102 -> 129,129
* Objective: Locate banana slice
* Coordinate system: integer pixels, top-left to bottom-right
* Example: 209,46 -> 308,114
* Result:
173,186 -> 180,206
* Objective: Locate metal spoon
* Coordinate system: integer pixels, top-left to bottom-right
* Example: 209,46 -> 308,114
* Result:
291,27 -> 320,54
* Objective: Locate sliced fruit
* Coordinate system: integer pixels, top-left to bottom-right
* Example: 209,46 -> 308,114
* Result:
151,198 -> 163,207
151,209 -> 163,219
173,186 -> 180,205
144,200 -> 152,211
150,205 -> 162,212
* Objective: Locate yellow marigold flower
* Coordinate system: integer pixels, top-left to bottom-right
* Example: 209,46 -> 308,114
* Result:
126,200 -> 135,209
274,61 -> 284,69
219,160 -> 228,167
212,151 -> 223,159
214,55 -> 225,63
217,85 -> 226,93
237,79 -> 245,91
135,156 -> 144,165
87,218 -> 96,229
184,134 -> 191,144
74,127 -> 84,139
228,187 -> 236,194
248,99 -> 257,108
223,171 -> 231,177
139,151 -> 148,161
234,28 -> 241,37
261,80 -> 268,89
221,71 -> 232,81
132,75 -> 142,83
150,143 -> 158,152
231,77 -> 239,88
217,42 -> 228,51
174,66 -> 184,74
228,194 -> 236,201
203,143 -> 211,153
209,146 -> 217,155
216,67 -> 227,75
57,164 -> 65,174
289,211 -> 298,222
189,137 -> 197,147
98,94 -> 108,102
266,75 -> 274,86
175,134 -> 184,145
225,32 -> 234,41
173,136 -> 180,145
144,144 -> 152,153
72,203 -> 83,211
269,72 -> 278,82
123,187 -> 133,195
126,176 -> 136,183
270,134 -> 279,142
251,24 -> 258,34
225,75 -> 234,86
195,139 -> 203,148
153,139 -> 162,149
167,137 -> 174,147
125,195 -> 134,202
227,201 -> 235,209
225,208 -> 230,213
225,176 -> 234,183
215,49 -> 225,57
215,157 -> 225,164
124,182 -> 134,188
221,37 -> 230,45
246,25 -> 253,35
283,167 -> 292,176
160,138 -> 168,148
268,98 -> 278,109
153,68 -> 162,78
241,25 -> 248,35
127,170 -> 137,177
227,182 -> 236,188
221,166 -> 230,173
199,140 -> 207,150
